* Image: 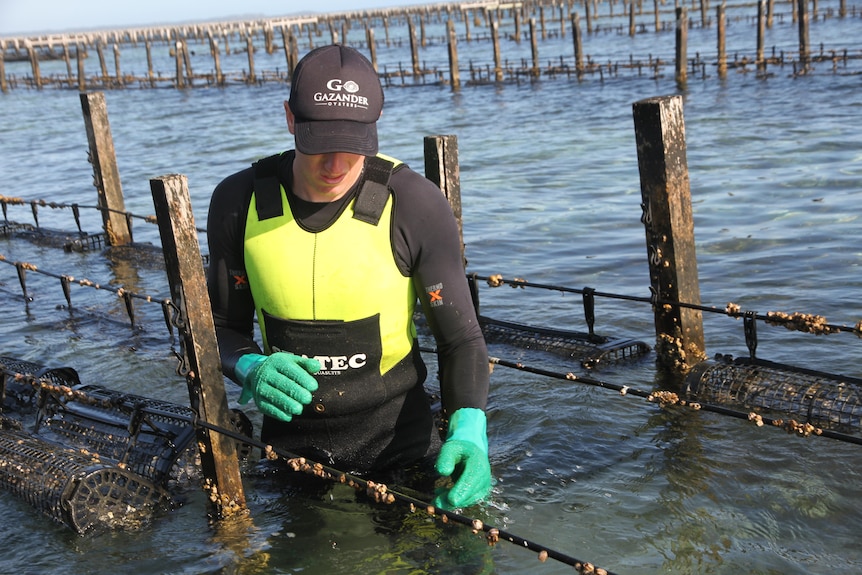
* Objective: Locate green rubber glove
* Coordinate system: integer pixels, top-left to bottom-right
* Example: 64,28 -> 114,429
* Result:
235,352 -> 321,422
433,407 -> 492,509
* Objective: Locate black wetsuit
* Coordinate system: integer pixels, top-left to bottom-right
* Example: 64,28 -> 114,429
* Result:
206,151 -> 489,473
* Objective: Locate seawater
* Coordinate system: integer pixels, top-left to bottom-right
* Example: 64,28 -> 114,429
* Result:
1,4 -> 861,574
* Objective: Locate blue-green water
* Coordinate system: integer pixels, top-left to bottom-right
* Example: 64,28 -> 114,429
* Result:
1,3 -> 861,574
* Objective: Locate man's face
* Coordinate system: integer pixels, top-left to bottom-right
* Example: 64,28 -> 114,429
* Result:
285,101 -> 367,202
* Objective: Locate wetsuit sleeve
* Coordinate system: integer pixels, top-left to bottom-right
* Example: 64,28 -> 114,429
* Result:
206,166 -> 262,383
390,167 -> 490,415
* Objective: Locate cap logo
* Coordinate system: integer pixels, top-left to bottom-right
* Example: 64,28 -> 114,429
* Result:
314,78 -> 369,110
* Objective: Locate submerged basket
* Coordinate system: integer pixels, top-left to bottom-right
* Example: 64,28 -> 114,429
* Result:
0,428 -> 170,534
479,316 -> 651,369
685,355 -> 862,433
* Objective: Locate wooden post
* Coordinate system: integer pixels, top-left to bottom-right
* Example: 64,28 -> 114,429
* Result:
572,13 -> 585,77
182,40 -> 194,86
675,7 -> 688,89
492,20 -> 503,82
756,0 -> 767,71
632,95 -> 705,370
797,0 -> 810,73
150,173 -> 247,519
80,92 -> 132,245
408,16 -> 420,76
0,49 -> 7,94
146,39 -> 155,86
654,0 -> 661,32
113,44 -> 123,87
423,135 -> 465,267
27,41 -> 42,89
584,0 -> 593,34
367,28 -> 378,72
246,33 -> 256,84
63,42 -> 73,85
77,43 -> 86,91
211,37 -> 224,85
96,41 -> 109,81
175,40 -> 185,88
529,18 -> 540,77
717,3 -> 727,78
629,2 -> 636,37
447,19 -> 460,90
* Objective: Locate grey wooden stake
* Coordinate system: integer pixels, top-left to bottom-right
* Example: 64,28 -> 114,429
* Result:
0,49 -> 7,94
447,19 -> 460,90
423,135 -> 465,267
632,95 -> 706,370
675,7 -> 688,89
717,3 -> 727,78
80,92 -> 132,245
150,173 -> 247,519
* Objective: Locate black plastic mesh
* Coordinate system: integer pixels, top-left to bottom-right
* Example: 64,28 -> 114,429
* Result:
685,356 -> 862,432
0,427 -> 170,534
479,316 -> 651,368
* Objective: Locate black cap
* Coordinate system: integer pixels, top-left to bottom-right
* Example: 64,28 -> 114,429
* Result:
288,45 -> 384,156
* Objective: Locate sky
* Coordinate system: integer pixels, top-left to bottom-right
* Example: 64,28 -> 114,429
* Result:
0,0 -> 410,36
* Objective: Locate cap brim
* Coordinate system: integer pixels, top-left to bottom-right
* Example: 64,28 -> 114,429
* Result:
294,120 -> 378,156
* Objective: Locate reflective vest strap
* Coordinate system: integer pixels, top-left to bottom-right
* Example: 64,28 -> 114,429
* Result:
353,156 -> 395,226
252,153 -> 284,221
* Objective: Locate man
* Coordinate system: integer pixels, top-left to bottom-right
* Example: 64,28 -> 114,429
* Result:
206,44 -> 491,509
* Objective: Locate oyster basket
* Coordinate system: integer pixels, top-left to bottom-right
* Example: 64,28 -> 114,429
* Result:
685,356 -> 862,433
479,315 -> 651,369
40,383 -> 199,485
0,427 -> 170,534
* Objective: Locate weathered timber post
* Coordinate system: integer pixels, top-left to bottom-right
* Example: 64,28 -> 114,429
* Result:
145,39 -> 155,86
675,7 -> 688,89
77,43 -> 86,91
529,18 -> 540,77
491,20 -> 504,82
63,43 -> 73,85
632,95 -> 706,371
700,0 -> 710,26
80,92 -> 132,245
211,37 -> 224,86
767,0 -> 775,27
96,41 -> 109,81
408,16 -> 420,76
0,49 -> 7,94
717,3 -> 727,78
150,173 -> 247,519
585,0 -> 593,33
629,2 -> 636,37
572,13 -> 585,77
27,41 -> 42,89
113,44 -> 123,87
246,34 -> 256,84
757,0 -> 767,71
182,40 -> 194,86
174,40 -> 185,88
424,135 -> 465,267
447,20 -> 460,90
797,0 -> 810,73
367,28 -> 378,72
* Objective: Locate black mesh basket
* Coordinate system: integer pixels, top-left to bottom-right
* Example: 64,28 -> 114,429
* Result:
685,355 -> 862,433
479,316 -> 651,369
40,383 -> 199,485
0,427 -> 170,534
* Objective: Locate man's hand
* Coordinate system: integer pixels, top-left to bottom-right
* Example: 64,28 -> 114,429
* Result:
434,407 -> 492,509
235,352 -> 320,421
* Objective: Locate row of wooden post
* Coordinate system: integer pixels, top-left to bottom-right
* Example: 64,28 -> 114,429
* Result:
3,0 -> 841,92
